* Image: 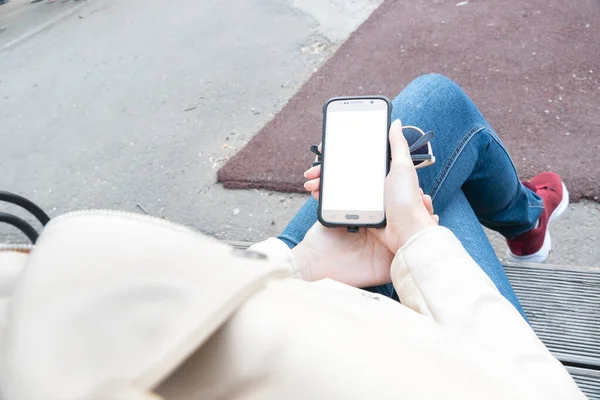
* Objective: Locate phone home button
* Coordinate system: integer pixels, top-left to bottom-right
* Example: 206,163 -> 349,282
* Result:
345,214 -> 359,220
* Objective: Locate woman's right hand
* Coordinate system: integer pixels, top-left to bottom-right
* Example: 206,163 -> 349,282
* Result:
303,120 -> 438,255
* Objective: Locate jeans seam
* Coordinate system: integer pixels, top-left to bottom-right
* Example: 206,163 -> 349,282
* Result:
430,124 -> 487,201
487,128 -> 523,185
487,130 -> 545,212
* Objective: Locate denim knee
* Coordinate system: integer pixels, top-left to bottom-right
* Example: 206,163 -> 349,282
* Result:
401,73 -> 467,104
393,73 -> 485,138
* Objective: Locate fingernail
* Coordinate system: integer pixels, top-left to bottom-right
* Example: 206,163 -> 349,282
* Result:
392,119 -> 401,129
303,170 -> 308,178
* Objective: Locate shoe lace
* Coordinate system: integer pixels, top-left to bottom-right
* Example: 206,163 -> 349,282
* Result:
537,185 -> 556,192
523,181 -> 556,193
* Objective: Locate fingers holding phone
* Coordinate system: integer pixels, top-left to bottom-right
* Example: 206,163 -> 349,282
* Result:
304,142 -> 322,199
304,163 -> 321,200
420,188 -> 439,224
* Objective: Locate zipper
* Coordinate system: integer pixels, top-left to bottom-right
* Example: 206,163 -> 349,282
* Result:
0,243 -> 34,252
48,209 -> 204,237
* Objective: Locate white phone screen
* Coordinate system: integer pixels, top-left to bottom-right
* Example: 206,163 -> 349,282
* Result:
321,98 -> 388,225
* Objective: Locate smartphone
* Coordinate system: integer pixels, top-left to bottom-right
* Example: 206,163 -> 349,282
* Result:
318,96 -> 391,228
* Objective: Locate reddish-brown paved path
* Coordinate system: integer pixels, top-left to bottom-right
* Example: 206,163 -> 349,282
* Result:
218,0 -> 600,201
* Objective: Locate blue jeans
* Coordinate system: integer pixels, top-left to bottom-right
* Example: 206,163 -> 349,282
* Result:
278,74 -> 543,319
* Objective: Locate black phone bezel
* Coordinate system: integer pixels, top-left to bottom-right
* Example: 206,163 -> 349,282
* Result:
317,95 -> 392,229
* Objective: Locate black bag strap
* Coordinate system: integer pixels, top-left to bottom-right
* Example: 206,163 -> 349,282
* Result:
0,212 -> 39,243
0,191 -> 51,244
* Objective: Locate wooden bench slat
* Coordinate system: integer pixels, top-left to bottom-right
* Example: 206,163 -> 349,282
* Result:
566,367 -> 600,400
504,263 -> 600,371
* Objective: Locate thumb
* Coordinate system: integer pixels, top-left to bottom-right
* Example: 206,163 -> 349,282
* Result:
389,119 -> 411,168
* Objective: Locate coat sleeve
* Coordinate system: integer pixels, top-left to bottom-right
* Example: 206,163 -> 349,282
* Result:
247,238 -> 301,279
391,226 -> 584,399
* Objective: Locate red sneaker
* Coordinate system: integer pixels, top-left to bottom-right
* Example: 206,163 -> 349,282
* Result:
506,172 -> 569,263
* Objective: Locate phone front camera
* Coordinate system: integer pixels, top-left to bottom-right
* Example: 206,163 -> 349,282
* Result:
370,101 -> 374,104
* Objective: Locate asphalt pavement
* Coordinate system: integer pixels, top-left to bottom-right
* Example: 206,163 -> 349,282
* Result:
1,0 -> 598,268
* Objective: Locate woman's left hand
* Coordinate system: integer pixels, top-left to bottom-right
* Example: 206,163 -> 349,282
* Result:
292,222 -> 395,287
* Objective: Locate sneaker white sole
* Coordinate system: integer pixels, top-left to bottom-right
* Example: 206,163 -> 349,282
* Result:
506,182 -> 569,264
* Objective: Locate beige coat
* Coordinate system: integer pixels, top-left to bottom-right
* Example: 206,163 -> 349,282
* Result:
0,211 -> 584,399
